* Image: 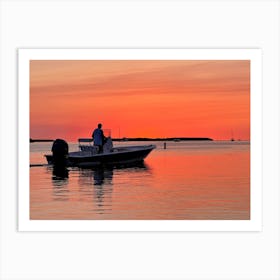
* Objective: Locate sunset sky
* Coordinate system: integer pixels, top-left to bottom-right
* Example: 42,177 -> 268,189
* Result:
30,60 -> 250,141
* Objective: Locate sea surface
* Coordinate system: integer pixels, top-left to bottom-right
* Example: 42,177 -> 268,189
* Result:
30,141 -> 250,220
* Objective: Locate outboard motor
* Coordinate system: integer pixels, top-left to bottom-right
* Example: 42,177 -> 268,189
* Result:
51,139 -> 69,166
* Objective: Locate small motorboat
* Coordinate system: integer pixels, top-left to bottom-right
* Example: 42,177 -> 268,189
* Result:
45,137 -> 156,168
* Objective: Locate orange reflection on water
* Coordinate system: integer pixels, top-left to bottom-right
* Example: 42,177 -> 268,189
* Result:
30,142 -> 250,220
142,146 -> 250,220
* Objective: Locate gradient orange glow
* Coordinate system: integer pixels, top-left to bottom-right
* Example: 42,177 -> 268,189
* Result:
30,60 -> 250,141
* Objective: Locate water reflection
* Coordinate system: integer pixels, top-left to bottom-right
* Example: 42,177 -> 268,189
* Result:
77,167 -> 113,215
77,162 -> 149,186
51,166 -> 69,201
52,165 -> 69,180
31,142 -> 250,220
77,162 -> 150,215
93,168 -> 105,185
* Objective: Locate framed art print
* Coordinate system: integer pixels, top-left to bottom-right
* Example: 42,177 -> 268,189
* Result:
1,1 -> 279,280
18,48 -> 262,231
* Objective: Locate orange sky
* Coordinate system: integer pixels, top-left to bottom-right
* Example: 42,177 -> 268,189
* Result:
30,60 -> 250,141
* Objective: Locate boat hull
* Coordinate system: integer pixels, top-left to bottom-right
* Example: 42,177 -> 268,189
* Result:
45,145 -> 155,168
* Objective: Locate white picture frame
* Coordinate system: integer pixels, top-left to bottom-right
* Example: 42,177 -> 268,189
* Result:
1,1 -> 279,280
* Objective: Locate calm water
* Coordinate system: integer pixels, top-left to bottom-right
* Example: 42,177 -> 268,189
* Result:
30,141 -> 250,220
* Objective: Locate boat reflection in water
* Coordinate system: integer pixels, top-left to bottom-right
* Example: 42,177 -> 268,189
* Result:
47,135 -> 153,216
30,140 -> 250,220
78,167 -> 113,214
77,162 -> 150,215
51,166 -> 69,201
52,165 -> 69,180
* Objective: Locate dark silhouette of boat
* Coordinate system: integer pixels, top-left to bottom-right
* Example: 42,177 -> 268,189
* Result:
45,137 -> 156,168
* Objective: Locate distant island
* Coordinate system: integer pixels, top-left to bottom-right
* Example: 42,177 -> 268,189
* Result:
30,138 -> 54,143
30,137 -> 213,143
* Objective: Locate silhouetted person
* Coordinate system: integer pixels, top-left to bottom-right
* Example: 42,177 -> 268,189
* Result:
92,123 -> 106,153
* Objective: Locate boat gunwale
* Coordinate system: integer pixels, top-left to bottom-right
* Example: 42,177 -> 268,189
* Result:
44,144 -> 156,159
68,144 -> 155,159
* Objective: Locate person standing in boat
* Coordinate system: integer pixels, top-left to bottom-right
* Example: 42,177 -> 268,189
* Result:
92,123 -> 106,153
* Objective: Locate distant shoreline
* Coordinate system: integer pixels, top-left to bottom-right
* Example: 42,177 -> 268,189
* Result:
30,139 -> 54,143
30,137 -> 213,143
